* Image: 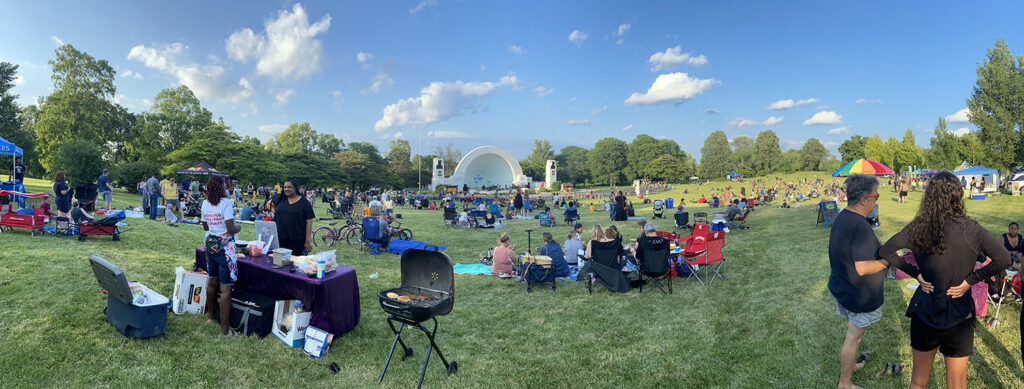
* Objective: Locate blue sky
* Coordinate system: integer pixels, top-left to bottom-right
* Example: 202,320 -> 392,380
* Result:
2,1 -> 1022,159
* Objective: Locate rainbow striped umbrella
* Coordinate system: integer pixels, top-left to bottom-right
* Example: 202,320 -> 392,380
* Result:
832,158 -> 894,177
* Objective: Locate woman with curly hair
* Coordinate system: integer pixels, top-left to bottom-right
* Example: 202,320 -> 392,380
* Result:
876,171 -> 1010,388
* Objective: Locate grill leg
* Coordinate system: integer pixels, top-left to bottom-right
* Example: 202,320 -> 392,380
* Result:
378,319 -> 407,384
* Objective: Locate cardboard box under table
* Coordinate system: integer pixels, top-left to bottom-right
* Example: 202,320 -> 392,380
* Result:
273,300 -> 312,347
194,247 -> 360,336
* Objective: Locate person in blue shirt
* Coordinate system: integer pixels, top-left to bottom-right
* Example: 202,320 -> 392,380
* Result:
540,231 -> 570,278
97,169 -> 113,211
239,201 -> 255,222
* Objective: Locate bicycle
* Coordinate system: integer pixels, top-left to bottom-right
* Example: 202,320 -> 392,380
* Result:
388,220 -> 413,241
311,218 -> 363,247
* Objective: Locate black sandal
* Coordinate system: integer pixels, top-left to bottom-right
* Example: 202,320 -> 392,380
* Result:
875,363 -> 892,378
856,350 -> 873,365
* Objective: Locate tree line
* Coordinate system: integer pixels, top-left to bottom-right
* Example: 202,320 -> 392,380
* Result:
1,39 -> 1023,190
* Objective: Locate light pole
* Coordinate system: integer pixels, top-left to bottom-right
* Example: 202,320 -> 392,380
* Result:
417,127 -> 422,191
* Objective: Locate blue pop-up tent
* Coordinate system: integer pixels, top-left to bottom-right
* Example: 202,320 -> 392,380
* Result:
0,135 -> 24,181
953,166 -> 999,192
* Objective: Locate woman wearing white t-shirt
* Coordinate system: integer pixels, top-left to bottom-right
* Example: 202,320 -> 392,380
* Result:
201,177 -> 242,337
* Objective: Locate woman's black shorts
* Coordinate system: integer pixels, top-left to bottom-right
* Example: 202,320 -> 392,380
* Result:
910,316 -> 974,357
900,191 -> 908,197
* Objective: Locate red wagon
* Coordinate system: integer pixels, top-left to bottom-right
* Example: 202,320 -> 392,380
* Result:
0,190 -> 50,236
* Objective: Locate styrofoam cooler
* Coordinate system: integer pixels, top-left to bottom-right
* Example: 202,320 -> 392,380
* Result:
89,256 -> 171,339
172,266 -> 209,315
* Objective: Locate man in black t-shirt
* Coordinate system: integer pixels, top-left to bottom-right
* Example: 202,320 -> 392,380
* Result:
11,157 -> 24,183
827,174 -> 883,389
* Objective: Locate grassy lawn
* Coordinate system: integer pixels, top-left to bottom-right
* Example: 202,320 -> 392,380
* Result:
1,173 -> 1022,388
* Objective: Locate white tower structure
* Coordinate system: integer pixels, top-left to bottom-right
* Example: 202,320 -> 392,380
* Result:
545,159 -> 557,189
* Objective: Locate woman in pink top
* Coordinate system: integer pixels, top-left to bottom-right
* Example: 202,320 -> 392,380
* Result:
491,233 -> 518,276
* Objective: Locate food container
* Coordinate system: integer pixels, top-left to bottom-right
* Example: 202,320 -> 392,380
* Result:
272,248 -> 293,265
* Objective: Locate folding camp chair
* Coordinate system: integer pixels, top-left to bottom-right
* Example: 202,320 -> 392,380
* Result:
563,208 -> 580,226
693,212 -> 708,225
361,217 -> 388,254
680,230 -> 725,286
636,236 -> 673,294
442,207 -> 457,228
727,208 -> 752,230
673,212 -> 690,231
538,212 -> 556,227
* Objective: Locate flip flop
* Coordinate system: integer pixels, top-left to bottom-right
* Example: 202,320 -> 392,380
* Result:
890,362 -> 906,375
856,350 -> 873,365
875,363 -> 892,378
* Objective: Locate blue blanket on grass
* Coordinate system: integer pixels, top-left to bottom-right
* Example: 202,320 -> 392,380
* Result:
386,239 -> 447,255
452,264 -> 581,281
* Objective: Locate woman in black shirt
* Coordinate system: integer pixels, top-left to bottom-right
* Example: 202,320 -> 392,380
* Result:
52,171 -> 71,217
878,171 -> 1010,389
613,191 -> 627,221
267,178 -> 315,255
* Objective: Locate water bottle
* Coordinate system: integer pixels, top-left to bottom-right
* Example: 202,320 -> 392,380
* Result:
316,260 -> 326,279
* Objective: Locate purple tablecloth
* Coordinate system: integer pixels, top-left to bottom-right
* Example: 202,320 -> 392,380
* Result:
195,247 -> 360,336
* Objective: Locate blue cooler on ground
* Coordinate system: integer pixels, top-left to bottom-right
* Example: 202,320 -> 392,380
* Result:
89,255 -> 171,339
710,215 -> 727,232
665,198 -> 674,209
971,194 -> 986,200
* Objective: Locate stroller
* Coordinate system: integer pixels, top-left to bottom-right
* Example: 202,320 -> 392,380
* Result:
652,199 -> 665,219
183,195 -> 202,218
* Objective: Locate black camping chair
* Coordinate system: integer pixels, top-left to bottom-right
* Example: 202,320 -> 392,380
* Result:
585,243 -> 632,294
442,207 -> 457,228
636,237 -> 672,294
563,208 -> 580,226
693,212 -> 708,225
673,211 -> 690,231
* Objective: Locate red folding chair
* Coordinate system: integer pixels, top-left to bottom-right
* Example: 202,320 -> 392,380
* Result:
681,230 -> 726,286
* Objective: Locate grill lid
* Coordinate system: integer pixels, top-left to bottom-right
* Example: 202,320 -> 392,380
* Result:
400,248 -> 454,296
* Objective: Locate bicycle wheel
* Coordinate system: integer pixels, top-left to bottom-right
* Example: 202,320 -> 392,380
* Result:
312,227 -> 334,247
398,229 -> 412,241
345,226 -> 364,245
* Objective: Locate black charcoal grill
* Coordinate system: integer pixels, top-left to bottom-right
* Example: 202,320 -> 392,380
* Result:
378,248 -> 458,388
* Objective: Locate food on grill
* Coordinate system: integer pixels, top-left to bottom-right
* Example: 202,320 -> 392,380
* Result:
386,292 -> 399,299
418,293 -> 430,300
397,296 -> 411,302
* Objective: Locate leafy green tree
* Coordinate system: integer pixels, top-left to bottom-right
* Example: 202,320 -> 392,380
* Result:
521,139 -> 554,179
643,154 -> 693,182
0,62 -> 44,175
12,105 -> 43,176
111,160 -> 163,189
386,139 -> 414,187
277,152 -> 347,188
411,154 -> 438,189
752,130 -> 782,174
699,130 -> 733,178
798,138 -> 829,171
730,135 -> 755,176
883,136 -> 905,172
166,125 -> 283,186
625,134 -> 683,179
863,134 -> 889,167
555,145 -> 590,184
345,142 -> 396,188
927,117 -> 974,169
334,150 -> 375,190
52,139 -> 104,184
838,135 -> 867,164
776,149 -> 802,173
266,122 -> 317,154
894,128 -> 924,172
35,44 -> 125,171
587,137 -> 628,185
967,39 -> 1024,171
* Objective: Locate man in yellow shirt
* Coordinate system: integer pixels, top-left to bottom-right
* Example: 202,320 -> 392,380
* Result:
160,175 -> 180,220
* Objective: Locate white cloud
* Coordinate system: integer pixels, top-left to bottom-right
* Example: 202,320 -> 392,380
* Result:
356,52 -> 374,69
409,0 -> 437,14
332,90 -> 343,112
258,124 -> 288,134
704,108 -> 719,115
591,105 -> 608,115
333,90 -> 343,98
568,119 -> 593,126
803,110 -> 842,125
394,131 -> 403,138
624,72 -> 716,106
508,45 -> 526,55
141,99 -> 153,109
769,97 -> 818,110
827,126 -> 850,135
568,30 -> 588,46
532,86 -> 553,97
616,23 -> 631,36
225,3 -> 331,81
622,124 -> 633,131
361,73 -> 394,95
374,75 -> 519,131
856,98 -> 883,104
946,108 -> 971,123
128,43 -> 254,103
951,127 -> 971,137
426,130 -> 470,138
273,89 -> 296,108
823,141 -> 838,149
730,116 -> 783,127
648,46 -> 708,71
50,35 -> 63,45
13,76 -> 24,85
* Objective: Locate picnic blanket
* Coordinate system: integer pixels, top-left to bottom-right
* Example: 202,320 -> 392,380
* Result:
627,217 -> 645,221
386,239 -> 447,255
454,263 -> 492,275
122,210 -> 145,218
476,222 -> 507,229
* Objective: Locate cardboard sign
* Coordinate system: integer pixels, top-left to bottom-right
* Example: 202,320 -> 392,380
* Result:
817,200 -> 839,229
303,326 -> 334,359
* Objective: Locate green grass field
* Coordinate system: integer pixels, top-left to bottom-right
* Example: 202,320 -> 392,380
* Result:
1,173 -> 1022,388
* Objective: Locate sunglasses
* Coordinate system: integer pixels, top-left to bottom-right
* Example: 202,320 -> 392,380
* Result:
866,193 -> 880,200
